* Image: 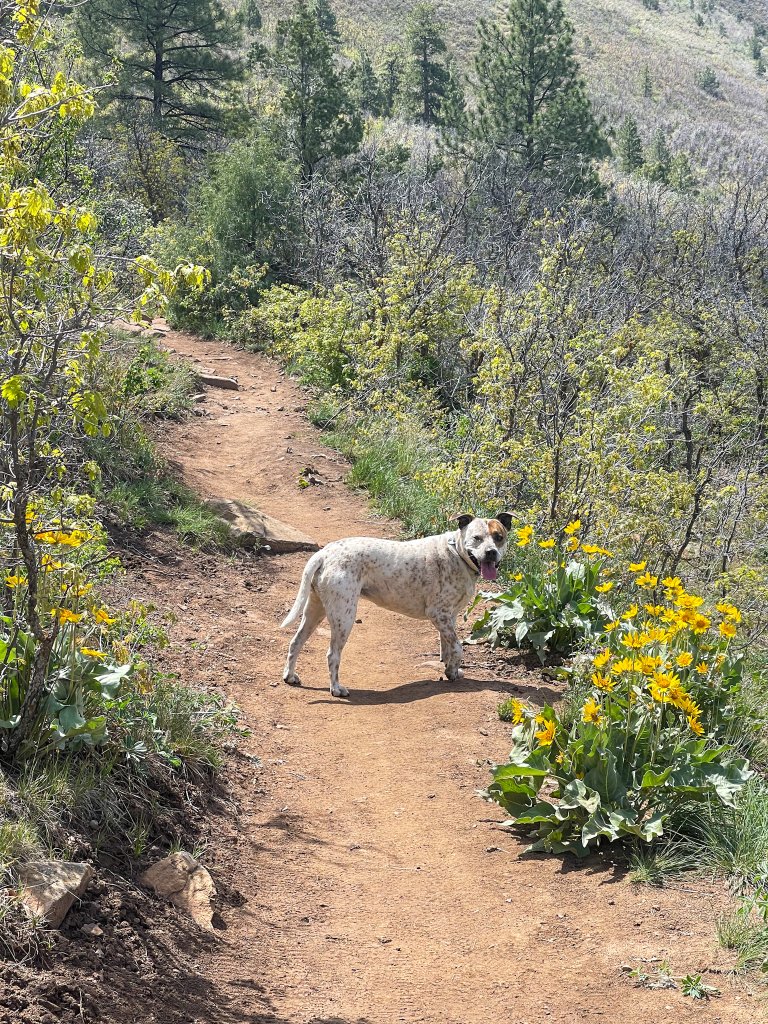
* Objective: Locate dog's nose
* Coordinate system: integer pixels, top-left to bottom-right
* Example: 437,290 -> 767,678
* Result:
484,549 -> 499,563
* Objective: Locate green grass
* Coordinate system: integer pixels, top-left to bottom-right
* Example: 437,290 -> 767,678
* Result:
316,407 -> 445,537
717,907 -> 768,974
104,477 -> 237,550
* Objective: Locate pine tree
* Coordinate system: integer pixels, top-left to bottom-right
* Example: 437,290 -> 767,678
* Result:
669,152 -> 697,192
378,44 -> 405,117
473,0 -> 607,187
351,51 -> 383,117
313,0 -> 341,42
616,115 -> 643,173
401,2 -> 451,126
641,64 -> 654,99
271,1 -> 362,181
643,129 -> 671,183
77,0 -> 243,143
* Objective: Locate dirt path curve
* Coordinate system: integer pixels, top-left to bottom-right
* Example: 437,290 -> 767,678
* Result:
148,331 -> 757,1024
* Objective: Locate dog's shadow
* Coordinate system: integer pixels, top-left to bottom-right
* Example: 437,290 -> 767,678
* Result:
306,675 -> 563,707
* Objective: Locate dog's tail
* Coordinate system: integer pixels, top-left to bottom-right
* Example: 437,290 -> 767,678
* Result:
280,552 -> 322,629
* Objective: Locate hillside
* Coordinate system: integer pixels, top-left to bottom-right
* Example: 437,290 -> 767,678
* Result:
260,0 -> 768,177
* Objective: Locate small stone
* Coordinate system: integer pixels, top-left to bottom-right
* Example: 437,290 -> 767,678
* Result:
81,923 -> 103,937
18,861 -> 95,928
485,846 -> 501,853
479,728 -> 489,736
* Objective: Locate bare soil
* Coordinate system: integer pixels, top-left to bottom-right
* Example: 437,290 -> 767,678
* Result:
4,330 -> 763,1023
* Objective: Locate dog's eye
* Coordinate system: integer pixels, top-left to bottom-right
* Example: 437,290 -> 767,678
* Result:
491,531 -> 503,543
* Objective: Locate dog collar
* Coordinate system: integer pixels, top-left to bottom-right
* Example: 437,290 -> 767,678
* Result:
450,534 -> 480,575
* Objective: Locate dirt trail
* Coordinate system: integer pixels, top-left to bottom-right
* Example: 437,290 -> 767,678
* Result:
145,331 -> 758,1024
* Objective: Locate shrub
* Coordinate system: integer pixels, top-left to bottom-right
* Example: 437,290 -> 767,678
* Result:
486,569 -> 752,856
470,520 -> 615,660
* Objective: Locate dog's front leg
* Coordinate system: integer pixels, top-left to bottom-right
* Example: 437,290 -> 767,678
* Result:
433,614 -> 464,681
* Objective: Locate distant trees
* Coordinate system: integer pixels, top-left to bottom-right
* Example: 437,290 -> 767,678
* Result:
473,0 -> 607,189
695,65 -> 722,96
401,3 -> 454,126
77,0 -> 243,143
643,129 -> 672,182
269,0 -> 362,181
616,116 -> 644,172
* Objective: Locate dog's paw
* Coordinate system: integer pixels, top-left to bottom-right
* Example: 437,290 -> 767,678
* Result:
283,672 -> 302,686
445,667 -> 465,682
331,685 -> 350,698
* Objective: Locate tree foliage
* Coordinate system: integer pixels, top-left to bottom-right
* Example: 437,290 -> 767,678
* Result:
269,0 -> 362,181
473,0 -> 607,189
77,0 -> 243,143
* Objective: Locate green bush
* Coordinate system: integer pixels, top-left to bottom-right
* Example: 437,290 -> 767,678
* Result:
470,520 -> 615,661
487,570 -> 752,856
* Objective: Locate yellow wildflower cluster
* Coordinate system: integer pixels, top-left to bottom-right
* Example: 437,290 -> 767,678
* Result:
34,528 -> 91,546
583,563 -> 740,740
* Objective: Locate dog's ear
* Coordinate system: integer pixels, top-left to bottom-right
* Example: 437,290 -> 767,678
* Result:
496,512 -> 514,532
454,513 -> 475,531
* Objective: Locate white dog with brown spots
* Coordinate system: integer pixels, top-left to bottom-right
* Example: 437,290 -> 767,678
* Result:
281,514 -> 512,698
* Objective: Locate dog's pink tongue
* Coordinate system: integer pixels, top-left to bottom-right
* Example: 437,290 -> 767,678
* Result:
480,562 -> 498,581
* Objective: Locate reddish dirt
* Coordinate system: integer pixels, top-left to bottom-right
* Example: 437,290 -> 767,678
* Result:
132,331 -> 762,1023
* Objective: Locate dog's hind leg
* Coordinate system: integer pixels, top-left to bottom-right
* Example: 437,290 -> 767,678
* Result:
325,601 -> 357,699
283,591 -> 325,686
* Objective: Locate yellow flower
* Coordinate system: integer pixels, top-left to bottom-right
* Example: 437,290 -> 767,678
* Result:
676,593 -> 705,610
629,560 -> 647,572
604,619 -> 620,632
687,715 -> 704,737
41,555 -> 63,572
690,613 -> 711,635
662,576 -> 682,589
719,620 -> 737,639
610,657 -> 637,675
582,698 -> 603,725
513,573 -> 523,582
581,543 -> 601,555
639,654 -> 661,676
593,648 -> 612,668
506,699 -> 526,725
716,601 -> 742,623
4,574 -> 25,588
555,752 -> 565,765
535,719 -> 557,747
695,661 -> 708,675
35,528 -> 91,547
592,671 -> 616,692
538,538 -> 555,548
676,652 -> 693,668
53,607 -> 84,625
62,581 -> 92,597
80,647 -> 105,659
595,581 -> 613,593
596,547 -> 614,557
515,525 -> 533,547
622,604 -> 638,620
644,604 -> 664,617
635,572 -> 658,589
565,537 -> 580,552
564,519 -> 581,535
621,631 -> 645,650
93,608 -> 117,626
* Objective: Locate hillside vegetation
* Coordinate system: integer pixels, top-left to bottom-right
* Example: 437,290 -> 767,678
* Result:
260,0 -> 768,175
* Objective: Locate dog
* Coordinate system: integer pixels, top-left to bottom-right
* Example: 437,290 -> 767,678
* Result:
281,513 -> 512,697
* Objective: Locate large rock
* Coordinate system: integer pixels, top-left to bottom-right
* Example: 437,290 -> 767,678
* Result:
206,498 -> 319,554
18,861 -> 95,927
141,852 -> 216,931
196,372 -> 240,391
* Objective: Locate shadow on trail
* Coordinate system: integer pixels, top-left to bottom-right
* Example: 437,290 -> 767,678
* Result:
305,674 -> 562,707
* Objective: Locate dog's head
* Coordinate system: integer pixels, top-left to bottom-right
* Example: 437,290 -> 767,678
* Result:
454,513 -> 513,582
